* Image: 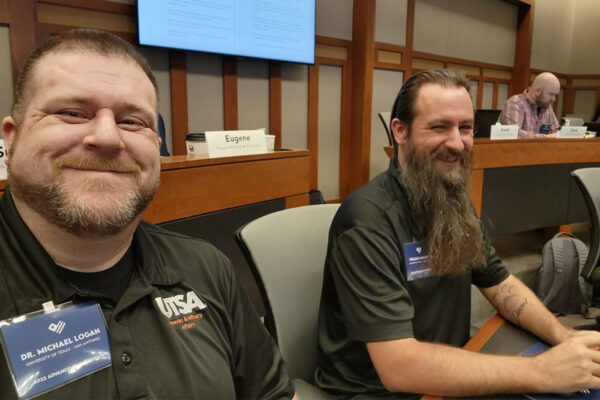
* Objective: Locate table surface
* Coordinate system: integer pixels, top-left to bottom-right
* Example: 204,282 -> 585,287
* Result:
422,314 -> 598,400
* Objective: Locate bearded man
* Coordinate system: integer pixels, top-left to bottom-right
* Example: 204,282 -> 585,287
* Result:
315,69 -> 600,399
0,29 -> 294,399
500,72 -> 561,138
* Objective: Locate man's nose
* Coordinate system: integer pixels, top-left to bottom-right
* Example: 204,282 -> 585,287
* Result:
82,110 -> 125,152
444,127 -> 465,153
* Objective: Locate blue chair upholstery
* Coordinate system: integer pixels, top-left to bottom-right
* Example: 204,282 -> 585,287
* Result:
157,113 -> 170,156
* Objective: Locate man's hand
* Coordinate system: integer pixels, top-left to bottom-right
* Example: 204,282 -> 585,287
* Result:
533,330 -> 600,393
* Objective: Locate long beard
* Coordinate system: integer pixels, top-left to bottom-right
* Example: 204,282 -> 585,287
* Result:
401,140 -> 485,276
8,156 -> 158,238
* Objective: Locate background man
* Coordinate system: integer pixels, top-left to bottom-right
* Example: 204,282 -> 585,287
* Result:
500,72 -> 561,138
0,29 -> 294,399
315,69 -> 600,399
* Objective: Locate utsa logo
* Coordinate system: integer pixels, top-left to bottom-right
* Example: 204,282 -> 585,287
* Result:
155,291 -> 207,318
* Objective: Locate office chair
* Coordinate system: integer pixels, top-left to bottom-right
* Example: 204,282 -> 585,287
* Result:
157,113 -> 171,156
378,111 -> 394,146
236,204 -> 339,399
571,168 -> 600,284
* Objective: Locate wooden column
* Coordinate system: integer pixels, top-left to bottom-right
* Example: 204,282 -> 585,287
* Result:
348,0 -> 376,193
511,0 -> 534,95
223,58 -> 238,130
169,51 -> 188,156
269,62 -> 282,148
403,0 -> 415,80
492,82 -> 499,109
307,63 -> 319,190
0,0 -> 9,23
8,0 -> 36,84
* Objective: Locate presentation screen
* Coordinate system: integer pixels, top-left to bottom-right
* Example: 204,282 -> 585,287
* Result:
138,0 -> 316,64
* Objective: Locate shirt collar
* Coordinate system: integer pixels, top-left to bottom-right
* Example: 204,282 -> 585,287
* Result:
523,90 -> 538,108
0,186 -> 182,317
0,186 -> 77,313
131,221 -> 183,286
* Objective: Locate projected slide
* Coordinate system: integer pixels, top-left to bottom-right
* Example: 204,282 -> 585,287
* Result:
138,0 -> 315,64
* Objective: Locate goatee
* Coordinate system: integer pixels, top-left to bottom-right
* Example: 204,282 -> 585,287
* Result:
8,156 -> 158,238
401,140 -> 485,276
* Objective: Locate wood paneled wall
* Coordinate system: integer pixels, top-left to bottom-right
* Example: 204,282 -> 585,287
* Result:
309,36 -> 352,201
3,0 -> 595,202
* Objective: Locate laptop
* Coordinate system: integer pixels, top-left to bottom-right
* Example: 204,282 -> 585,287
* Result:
474,109 -> 502,138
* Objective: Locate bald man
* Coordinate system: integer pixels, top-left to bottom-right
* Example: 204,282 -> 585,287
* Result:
500,72 -> 561,138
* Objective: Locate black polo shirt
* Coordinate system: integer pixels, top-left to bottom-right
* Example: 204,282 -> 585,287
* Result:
0,187 -> 294,399
315,159 -> 509,399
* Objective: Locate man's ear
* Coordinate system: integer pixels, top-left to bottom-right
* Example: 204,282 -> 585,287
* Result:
391,118 -> 408,146
2,116 -> 17,162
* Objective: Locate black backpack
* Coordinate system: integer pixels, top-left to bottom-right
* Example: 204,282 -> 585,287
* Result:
535,232 -> 592,316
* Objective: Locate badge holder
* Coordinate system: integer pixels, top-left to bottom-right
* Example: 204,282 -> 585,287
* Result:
0,301 -> 111,399
403,241 -> 434,281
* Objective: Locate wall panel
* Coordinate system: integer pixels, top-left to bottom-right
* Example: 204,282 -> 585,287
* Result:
317,65 -> 342,200
497,83 -> 509,110
414,0 -> 516,67
530,0 -> 574,73
469,80 -> 479,106
237,59 -> 269,132
37,3 -> 135,32
138,46 -> 172,153
375,0 -> 407,46
316,0 -> 353,40
370,69 -> 403,179
187,52 -> 224,133
481,81 -> 494,110
570,0 -> 600,74
281,63 -> 309,149
573,89 -> 596,121
557,89 -> 565,121
0,25 -> 12,127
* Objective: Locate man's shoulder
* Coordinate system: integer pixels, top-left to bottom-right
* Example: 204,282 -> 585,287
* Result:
505,92 -> 527,106
139,221 -> 224,255
136,221 -> 232,279
334,171 -> 405,235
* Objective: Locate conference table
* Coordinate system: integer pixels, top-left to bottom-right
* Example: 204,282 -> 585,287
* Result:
386,138 -> 600,235
422,314 -> 590,400
0,149 -> 312,223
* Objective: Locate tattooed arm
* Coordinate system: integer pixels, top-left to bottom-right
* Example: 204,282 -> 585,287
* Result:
364,274 -> 600,396
480,274 -> 573,345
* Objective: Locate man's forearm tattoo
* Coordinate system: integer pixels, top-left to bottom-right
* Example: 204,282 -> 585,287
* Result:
490,282 -> 529,326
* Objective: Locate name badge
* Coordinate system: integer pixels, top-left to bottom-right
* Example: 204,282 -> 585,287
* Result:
539,124 -> 551,134
0,139 -> 7,180
490,124 -> 518,140
205,130 -> 267,158
0,302 -> 111,399
403,241 -> 434,281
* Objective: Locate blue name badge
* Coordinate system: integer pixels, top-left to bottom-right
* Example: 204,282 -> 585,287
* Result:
403,241 -> 434,281
539,124 -> 551,134
0,302 -> 111,399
